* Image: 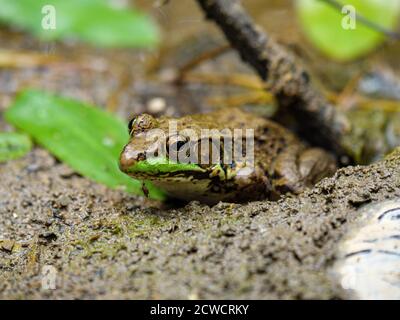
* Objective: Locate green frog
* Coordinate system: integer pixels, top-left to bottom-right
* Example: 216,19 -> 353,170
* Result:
119,108 -> 336,204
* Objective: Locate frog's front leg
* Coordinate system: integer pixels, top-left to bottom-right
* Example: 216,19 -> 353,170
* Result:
272,146 -> 336,195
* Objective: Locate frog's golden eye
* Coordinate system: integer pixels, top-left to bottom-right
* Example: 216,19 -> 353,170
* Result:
128,117 -> 137,133
128,114 -> 156,135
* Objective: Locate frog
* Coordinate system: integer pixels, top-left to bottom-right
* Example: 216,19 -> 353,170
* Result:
119,108 -> 336,204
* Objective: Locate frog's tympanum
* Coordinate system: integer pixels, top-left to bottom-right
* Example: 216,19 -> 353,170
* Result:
119,108 -> 336,204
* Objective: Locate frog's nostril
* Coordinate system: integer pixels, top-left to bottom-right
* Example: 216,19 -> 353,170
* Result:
119,152 -> 138,173
119,146 -> 145,173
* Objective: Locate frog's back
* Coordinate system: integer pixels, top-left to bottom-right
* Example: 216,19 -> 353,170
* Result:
159,108 -> 295,138
182,108 -> 301,171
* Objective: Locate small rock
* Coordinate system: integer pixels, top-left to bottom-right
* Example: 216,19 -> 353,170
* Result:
147,97 -> 166,114
348,193 -> 371,207
58,195 -> 71,207
59,166 -> 78,178
221,226 -> 236,237
1,240 -> 15,253
25,163 -> 41,173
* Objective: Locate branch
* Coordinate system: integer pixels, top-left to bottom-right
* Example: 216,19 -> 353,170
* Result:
195,0 -> 351,157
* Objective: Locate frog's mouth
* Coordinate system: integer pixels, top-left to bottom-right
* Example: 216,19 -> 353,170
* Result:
122,156 -> 241,203
120,155 -> 258,203
121,156 -> 210,180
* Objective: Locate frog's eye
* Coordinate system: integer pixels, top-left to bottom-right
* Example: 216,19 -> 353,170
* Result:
128,114 -> 156,135
128,117 -> 137,133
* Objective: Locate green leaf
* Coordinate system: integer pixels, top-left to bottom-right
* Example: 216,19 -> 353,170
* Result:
296,0 -> 400,61
0,0 -> 159,48
4,90 -> 165,200
0,132 -> 32,163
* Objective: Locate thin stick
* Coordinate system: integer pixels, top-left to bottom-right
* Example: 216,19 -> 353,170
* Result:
0,50 -> 59,68
176,44 -> 231,82
207,91 -> 274,108
183,72 -> 265,90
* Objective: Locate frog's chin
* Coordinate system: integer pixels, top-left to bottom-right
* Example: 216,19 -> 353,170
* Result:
149,176 -> 216,203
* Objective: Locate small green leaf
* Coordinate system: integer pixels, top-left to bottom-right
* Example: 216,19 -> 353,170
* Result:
0,132 -> 32,163
296,0 -> 400,61
5,90 -> 165,200
0,0 -> 159,48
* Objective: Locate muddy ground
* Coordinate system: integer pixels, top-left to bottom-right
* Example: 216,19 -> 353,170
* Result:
1,145 -> 400,299
1,0 -> 400,300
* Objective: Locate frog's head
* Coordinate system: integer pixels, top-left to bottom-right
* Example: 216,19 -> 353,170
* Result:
119,113 -> 262,203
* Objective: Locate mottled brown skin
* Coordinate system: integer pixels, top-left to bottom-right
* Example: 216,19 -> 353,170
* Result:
120,108 -> 337,204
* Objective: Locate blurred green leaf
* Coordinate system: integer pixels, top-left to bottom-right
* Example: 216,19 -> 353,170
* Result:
5,90 -> 165,200
0,132 -> 32,162
0,0 -> 159,48
296,0 -> 400,61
